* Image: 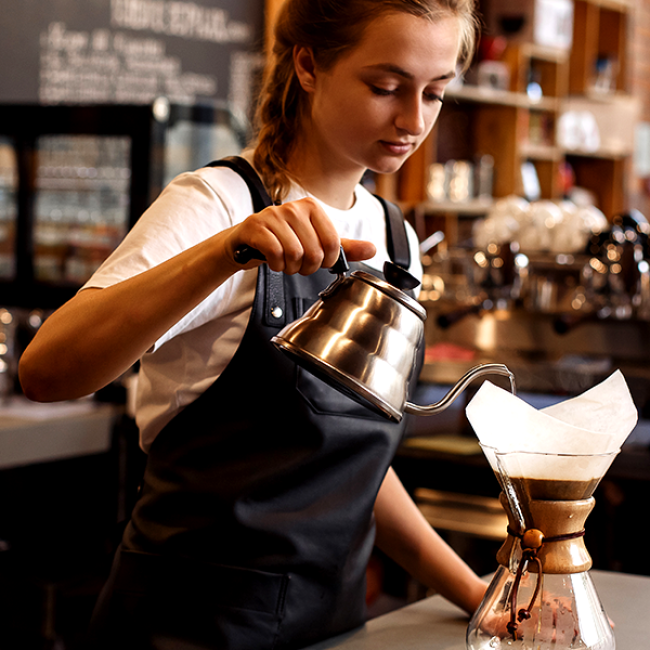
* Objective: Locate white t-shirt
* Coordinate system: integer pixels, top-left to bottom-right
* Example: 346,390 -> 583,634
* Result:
83,162 -> 422,451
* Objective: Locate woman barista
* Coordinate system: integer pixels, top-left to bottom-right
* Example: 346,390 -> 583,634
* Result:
20,0 -> 487,648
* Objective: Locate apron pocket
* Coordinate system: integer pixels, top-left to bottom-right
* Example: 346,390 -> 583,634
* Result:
291,296 -> 380,419
89,548 -> 289,650
296,365 -> 384,419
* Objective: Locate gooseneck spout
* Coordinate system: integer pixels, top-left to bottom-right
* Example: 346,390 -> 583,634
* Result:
404,363 -> 516,417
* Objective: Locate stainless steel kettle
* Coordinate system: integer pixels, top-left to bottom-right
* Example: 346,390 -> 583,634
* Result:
236,246 -> 515,421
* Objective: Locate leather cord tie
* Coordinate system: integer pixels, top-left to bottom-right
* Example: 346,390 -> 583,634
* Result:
505,527 -> 586,640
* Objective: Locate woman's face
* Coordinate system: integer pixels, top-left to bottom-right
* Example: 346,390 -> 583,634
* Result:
298,11 -> 461,178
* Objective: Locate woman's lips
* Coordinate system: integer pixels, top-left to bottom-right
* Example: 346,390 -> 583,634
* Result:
380,140 -> 414,155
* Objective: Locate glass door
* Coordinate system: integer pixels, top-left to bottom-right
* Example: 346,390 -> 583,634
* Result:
0,137 -> 17,281
34,134 -> 132,285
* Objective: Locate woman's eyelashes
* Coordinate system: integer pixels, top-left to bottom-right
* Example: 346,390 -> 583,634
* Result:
369,84 -> 444,104
425,91 -> 444,104
369,84 -> 397,96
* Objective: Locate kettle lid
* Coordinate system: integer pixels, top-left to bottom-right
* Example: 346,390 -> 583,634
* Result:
351,270 -> 426,319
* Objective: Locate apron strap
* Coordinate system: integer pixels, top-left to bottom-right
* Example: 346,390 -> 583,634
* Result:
206,156 -> 273,212
204,156 -> 412,322
373,194 -> 411,271
205,156 -> 286,327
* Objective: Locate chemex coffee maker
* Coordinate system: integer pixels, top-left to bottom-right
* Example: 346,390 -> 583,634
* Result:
465,373 -> 638,650
468,448 -> 617,650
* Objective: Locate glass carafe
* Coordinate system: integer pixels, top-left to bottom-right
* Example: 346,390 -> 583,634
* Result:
466,450 -> 617,650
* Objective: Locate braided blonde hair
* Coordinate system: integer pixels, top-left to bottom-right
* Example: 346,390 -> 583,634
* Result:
252,0 -> 479,203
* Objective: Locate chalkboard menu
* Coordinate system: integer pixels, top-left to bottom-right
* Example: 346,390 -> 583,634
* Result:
1,0 -> 264,112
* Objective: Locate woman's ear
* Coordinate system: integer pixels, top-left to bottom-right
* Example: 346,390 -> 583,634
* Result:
293,45 -> 317,92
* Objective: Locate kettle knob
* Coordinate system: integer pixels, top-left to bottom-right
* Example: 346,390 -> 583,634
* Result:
383,261 -> 420,291
329,247 -> 350,275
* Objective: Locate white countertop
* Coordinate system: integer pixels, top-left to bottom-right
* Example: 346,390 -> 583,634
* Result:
301,570 -> 649,650
0,396 -> 119,469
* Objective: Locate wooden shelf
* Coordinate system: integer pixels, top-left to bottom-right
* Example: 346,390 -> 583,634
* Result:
381,0 -> 634,234
562,148 -> 629,161
585,0 -> 632,9
570,0 -> 629,95
516,43 -> 571,64
446,85 -> 559,111
418,198 -> 494,216
520,143 -> 563,161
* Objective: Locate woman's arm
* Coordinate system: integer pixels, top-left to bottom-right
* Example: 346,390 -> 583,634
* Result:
19,228 -> 239,402
19,197 -> 375,403
373,467 -> 488,616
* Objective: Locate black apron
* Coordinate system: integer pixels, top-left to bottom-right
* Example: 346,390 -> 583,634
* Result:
86,158 -> 423,650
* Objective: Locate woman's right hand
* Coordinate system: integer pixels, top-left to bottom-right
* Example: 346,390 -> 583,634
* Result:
224,197 -> 376,275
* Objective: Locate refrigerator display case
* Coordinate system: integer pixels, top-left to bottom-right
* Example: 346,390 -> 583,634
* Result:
0,137 -> 17,283
0,102 -> 247,310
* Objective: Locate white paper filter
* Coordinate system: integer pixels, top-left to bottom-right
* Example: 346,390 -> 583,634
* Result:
466,370 -> 638,481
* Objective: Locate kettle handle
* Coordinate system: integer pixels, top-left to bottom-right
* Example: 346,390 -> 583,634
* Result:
233,245 -> 267,264
234,244 -> 350,275
404,363 -> 516,417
